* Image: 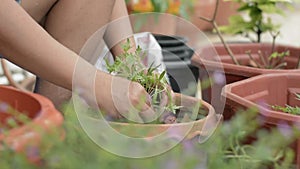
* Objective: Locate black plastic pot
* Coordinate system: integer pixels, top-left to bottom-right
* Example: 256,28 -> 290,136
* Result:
154,34 -> 199,96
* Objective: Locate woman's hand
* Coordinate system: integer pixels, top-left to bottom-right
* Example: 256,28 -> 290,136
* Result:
95,71 -> 157,123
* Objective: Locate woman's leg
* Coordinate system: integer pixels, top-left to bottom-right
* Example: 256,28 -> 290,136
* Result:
20,0 -> 58,23
35,0 -> 116,109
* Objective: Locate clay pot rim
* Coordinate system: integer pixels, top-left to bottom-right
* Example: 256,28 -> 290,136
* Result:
108,93 -> 216,126
192,43 -> 300,77
222,73 -> 300,123
108,100 -> 216,127
0,86 -> 64,145
89,93 -> 222,140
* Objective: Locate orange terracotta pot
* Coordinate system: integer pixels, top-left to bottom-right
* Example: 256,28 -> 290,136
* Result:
191,43 -> 300,105
190,0 -> 239,31
109,93 -> 221,140
222,73 -> 300,167
0,86 -> 64,156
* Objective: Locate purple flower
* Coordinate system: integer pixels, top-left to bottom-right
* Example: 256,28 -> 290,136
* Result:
0,102 -> 9,113
182,140 -> 194,153
164,159 -> 179,169
213,71 -> 225,85
256,100 -> 269,125
26,146 -> 40,160
166,126 -> 184,141
277,121 -> 293,139
0,128 -> 4,134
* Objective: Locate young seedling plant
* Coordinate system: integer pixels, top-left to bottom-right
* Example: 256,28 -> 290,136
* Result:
199,0 -> 300,69
105,39 -> 188,124
271,93 -> 300,115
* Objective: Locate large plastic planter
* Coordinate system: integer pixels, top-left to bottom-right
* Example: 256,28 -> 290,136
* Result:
191,43 -> 300,104
222,74 -> 300,166
0,86 -> 64,152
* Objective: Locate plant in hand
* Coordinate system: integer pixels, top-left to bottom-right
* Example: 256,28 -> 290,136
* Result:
199,0 -> 297,69
105,39 -> 181,123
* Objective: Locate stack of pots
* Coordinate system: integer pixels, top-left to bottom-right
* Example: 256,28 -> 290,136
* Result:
154,34 -> 199,96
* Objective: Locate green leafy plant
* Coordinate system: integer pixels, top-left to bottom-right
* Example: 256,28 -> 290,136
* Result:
199,0 -> 299,69
271,93 -> 300,115
106,43 -> 167,96
220,0 -> 291,43
202,108 -> 299,169
105,39 -> 183,123
1,104 -> 299,169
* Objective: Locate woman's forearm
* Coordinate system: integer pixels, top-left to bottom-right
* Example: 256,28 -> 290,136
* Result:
0,0 -> 155,121
0,0 -> 83,90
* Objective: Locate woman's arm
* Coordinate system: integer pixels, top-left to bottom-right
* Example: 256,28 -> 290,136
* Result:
0,0 -> 155,122
104,0 -> 136,56
0,0 -> 75,89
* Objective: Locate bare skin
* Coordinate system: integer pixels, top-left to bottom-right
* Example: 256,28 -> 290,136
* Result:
0,0 -> 155,122
19,0 -> 135,109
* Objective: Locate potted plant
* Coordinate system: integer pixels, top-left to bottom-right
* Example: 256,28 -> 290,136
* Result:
0,102 -> 299,169
0,85 -> 63,162
100,39 -> 220,140
191,0 -> 300,104
222,73 -> 300,166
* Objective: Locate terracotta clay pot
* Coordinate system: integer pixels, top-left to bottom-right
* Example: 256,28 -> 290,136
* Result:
190,0 -> 239,31
0,86 -> 64,153
109,93 -> 221,140
191,43 -> 300,105
222,73 -> 300,166
223,73 -> 300,123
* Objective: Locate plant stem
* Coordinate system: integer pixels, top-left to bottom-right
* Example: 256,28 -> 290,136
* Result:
213,21 -> 240,65
256,28 -> 262,43
297,55 -> 300,69
198,0 -> 239,65
246,51 -> 262,68
273,62 -> 287,69
270,32 -> 279,54
269,31 -> 280,68
258,50 -> 268,68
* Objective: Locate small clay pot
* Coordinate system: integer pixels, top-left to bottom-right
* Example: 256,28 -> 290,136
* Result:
108,93 -> 221,140
0,86 -> 64,155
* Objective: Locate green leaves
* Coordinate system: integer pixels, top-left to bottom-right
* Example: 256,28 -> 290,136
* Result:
219,15 -> 253,35
269,50 -> 290,60
296,93 -> 300,100
272,105 -> 300,115
271,93 -> 300,115
220,0 -> 292,43
105,39 -> 179,121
